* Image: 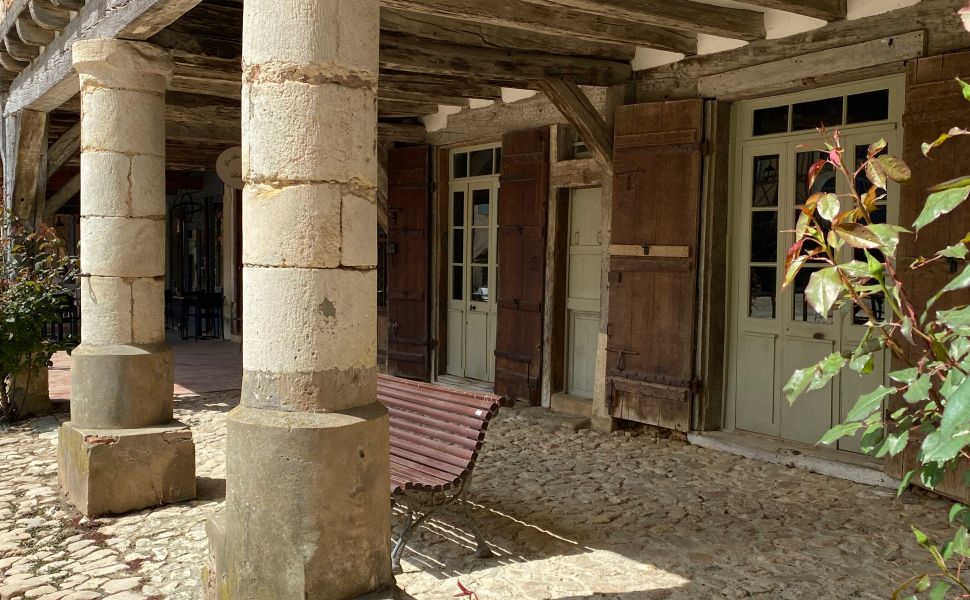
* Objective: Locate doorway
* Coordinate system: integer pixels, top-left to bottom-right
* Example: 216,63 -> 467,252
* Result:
565,187 -> 602,398
446,145 -> 501,382
729,78 -> 903,452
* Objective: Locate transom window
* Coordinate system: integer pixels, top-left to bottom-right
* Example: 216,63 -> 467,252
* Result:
752,88 -> 891,137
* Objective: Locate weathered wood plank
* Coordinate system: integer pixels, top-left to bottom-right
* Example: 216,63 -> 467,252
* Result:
29,0 -> 72,30
382,8 -> 657,58
5,0 -> 203,116
380,32 -> 631,87
550,157 -> 602,188
539,79 -> 613,171
379,71 -> 504,101
739,0 -> 846,21
521,0 -> 764,40
382,0 -> 703,48
3,109 -> 47,226
378,97 -> 439,117
378,122 -> 427,144
697,31 -> 926,100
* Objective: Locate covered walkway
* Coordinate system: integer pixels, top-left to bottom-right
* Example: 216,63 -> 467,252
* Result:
0,339 -> 953,599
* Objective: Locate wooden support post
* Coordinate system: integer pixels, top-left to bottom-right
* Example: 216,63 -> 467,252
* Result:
3,109 -> 48,228
539,79 -> 614,173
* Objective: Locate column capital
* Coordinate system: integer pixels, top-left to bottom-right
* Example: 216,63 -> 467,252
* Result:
72,39 -> 172,93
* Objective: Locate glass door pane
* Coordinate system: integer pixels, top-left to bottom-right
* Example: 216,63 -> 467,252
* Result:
748,153 -> 780,319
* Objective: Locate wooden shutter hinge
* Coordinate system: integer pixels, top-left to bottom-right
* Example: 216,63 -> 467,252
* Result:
700,140 -> 714,156
690,378 -> 703,395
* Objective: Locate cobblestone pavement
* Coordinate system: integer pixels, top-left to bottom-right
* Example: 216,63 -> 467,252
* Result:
0,392 -> 954,600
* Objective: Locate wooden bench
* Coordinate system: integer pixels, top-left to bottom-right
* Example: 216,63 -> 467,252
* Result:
377,374 -> 507,572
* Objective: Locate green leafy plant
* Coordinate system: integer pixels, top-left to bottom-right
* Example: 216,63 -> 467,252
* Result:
0,204 -> 78,423
782,76 -> 970,597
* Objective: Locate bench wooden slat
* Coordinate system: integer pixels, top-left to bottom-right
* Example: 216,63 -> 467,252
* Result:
390,426 -> 474,463
379,374 -> 500,410
380,386 -> 496,420
386,405 -> 482,440
390,461 -> 452,490
390,457 -> 456,489
381,395 -> 486,430
390,441 -> 469,477
390,417 -> 481,451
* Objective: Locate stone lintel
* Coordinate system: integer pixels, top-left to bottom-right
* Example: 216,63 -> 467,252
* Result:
58,420 -> 196,517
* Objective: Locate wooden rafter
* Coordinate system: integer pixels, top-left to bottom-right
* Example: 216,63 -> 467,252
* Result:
382,0 -> 702,49
380,32 -> 631,87
739,0 -> 847,22
384,0 -> 762,42
381,8 -> 665,58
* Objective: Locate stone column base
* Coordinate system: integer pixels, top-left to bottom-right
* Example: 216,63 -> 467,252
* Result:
206,403 -> 394,599
57,420 -> 196,516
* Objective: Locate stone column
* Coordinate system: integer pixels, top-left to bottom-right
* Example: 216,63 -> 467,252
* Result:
57,39 -> 195,516
205,0 -> 392,598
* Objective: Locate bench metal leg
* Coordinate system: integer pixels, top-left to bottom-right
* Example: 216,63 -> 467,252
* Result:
459,494 -> 493,559
391,504 -> 432,574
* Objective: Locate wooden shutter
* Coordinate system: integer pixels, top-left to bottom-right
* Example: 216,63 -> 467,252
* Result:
605,100 -> 704,432
887,53 -> 970,501
387,146 -> 431,380
495,128 -> 549,404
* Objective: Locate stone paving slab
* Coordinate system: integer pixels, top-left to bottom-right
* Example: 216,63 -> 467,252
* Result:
0,392 -> 954,599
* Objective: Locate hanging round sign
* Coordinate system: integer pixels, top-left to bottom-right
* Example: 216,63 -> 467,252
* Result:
216,146 -> 244,190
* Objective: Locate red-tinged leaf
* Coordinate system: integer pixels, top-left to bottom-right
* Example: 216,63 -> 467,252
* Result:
785,238 -> 806,270
877,155 -> 911,183
455,581 -> 478,600
784,254 -> 809,288
829,148 -> 842,168
834,223 -> 882,249
807,160 -> 827,191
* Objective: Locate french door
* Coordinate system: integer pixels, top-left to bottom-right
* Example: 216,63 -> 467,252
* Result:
734,126 -> 897,452
446,178 -> 499,381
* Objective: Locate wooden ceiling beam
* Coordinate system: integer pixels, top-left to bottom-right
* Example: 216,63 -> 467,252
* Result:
378,98 -> 440,117
381,8 -> 647,59
519,0 -> 765,40
378,122 -> 428,144
385,0 -> 761,43
380,32 -> 631,87
378,72 -> 503,101
736,0 -> 846,22
380,88 -> 469,107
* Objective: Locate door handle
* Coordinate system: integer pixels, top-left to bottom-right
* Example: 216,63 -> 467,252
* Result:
469,305 -> 477,311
